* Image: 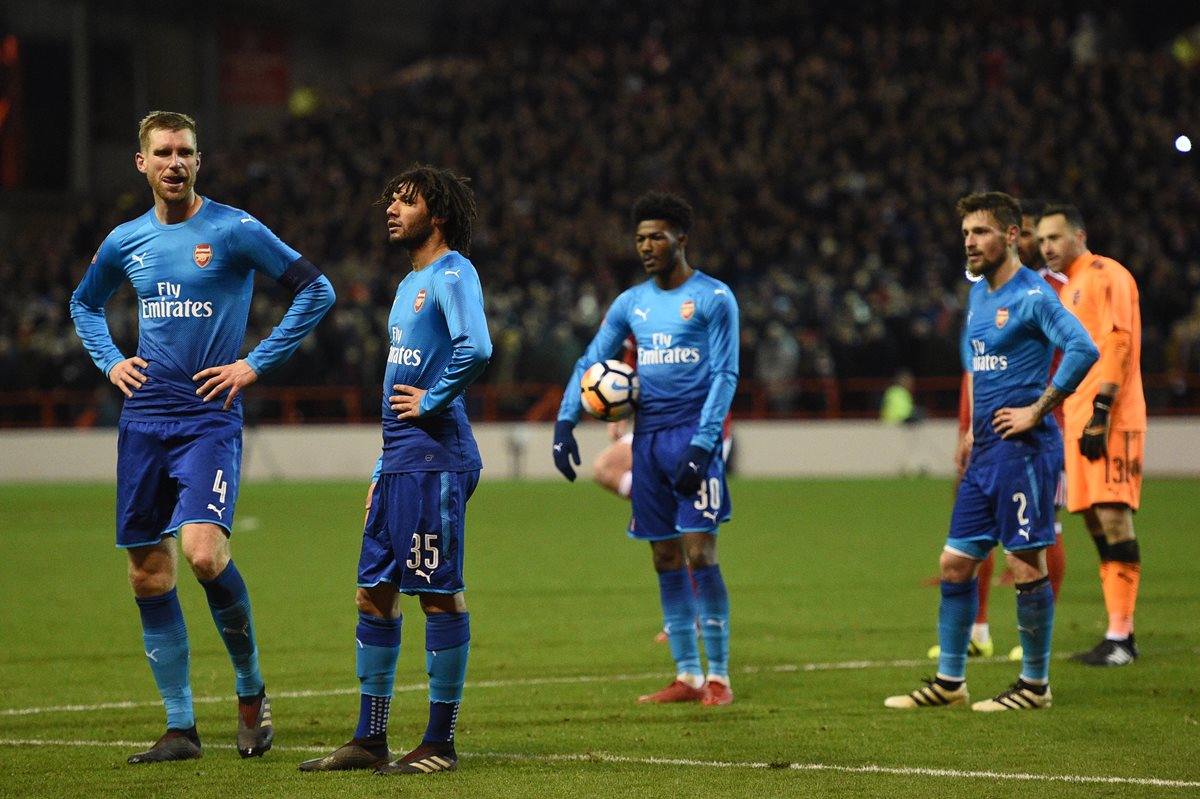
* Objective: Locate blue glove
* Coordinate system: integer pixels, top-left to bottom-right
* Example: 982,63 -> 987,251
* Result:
673,444 -> 713,495
553,420 -> 581,481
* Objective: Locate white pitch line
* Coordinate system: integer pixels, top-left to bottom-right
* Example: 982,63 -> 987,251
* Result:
0,651 -> 1102,719
0,658 -> 939,718
0,739 -> 1196,790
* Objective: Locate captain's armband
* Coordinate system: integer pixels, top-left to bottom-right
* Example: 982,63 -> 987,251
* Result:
277,257 -> 323,294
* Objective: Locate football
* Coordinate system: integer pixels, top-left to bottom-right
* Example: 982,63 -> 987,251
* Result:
579,359 -> 639,421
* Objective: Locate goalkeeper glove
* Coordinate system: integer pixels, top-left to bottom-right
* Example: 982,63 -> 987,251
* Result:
1079,393 -> 1113,461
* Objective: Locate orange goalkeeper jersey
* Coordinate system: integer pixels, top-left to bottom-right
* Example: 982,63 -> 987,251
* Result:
1060,250 -> 1146,436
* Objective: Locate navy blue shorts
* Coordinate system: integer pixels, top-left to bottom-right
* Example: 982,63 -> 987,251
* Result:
629,424 -> 731,541
357,470 -> 479,595
115,415 -> 242,548
946,450 -> 1062,560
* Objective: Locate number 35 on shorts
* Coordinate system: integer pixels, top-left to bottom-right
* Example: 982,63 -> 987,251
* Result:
406,532 -> 441,572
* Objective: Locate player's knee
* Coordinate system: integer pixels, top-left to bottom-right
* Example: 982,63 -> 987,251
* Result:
685,541 -> 717,570
126,544 -> 175,596
938,551 -> 975,583
651,543 -> 686,573
591,456 -> 617,489
356,585 -> 401,618
355,587 -> 385,616
179,524 -> 230,581
419,592 -> 467,614
1004,552 -> 1046,583
1097,508 -> 1134,544
185,551 -> 226,582
127,566 -> 173,596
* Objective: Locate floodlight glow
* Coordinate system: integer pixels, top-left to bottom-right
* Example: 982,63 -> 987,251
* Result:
1176,135 -> 1192,153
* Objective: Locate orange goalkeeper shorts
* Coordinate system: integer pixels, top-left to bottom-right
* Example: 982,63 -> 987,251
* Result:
1064,430 -> 1143,513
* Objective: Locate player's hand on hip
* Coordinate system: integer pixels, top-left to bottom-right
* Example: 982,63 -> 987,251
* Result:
673,444 -> 713,495
108,357 -> 149,398
1079,394 -> 1113,461
991,405 -> 1038,440
390,384 -> 426,419
193,359 -> 259,410
553,420 -> 580,481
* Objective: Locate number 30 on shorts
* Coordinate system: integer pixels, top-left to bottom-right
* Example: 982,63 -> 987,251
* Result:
692,478 -> 722,511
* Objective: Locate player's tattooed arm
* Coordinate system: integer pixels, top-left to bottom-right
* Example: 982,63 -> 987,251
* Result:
991,385 -> 1069,440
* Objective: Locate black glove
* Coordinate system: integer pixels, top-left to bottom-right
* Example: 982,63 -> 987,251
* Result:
552,420 -> 580,481
673,444 -> 713,495
1079,393 -> 1113,461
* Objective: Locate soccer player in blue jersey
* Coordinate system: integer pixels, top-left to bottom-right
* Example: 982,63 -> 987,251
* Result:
69,111 -> 335,762
299,164 -> 491,775
553,191 -> 740,706
885,192 -> 1097,712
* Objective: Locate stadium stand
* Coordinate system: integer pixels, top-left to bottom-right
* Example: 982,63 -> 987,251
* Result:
2,3 -> 1198,425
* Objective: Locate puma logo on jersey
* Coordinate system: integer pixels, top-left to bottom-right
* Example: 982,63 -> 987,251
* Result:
633,307 -> 650,321
414,569 -> 433,583
207,503 -> 225,519
714,289 -> 727,295
130,253 -> 148,268
1026,288 -> 1043,295
240,217 -> 252,223
444,269 -> 461,277
702,510 -> 718,522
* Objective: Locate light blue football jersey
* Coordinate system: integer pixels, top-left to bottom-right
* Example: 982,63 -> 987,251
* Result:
377,251 -> 492,474
962,266 -> 1097,462
70,198 -> 334,420
559,270 -> 739,453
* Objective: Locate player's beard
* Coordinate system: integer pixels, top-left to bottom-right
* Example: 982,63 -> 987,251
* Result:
392,215 -> 435,250
965,249 -> 1005,280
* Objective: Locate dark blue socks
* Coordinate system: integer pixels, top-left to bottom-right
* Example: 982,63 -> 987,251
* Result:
200,560 -> 263,698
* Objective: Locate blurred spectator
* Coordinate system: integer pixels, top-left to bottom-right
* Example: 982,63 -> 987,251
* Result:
880,369 -> 924,425
3,3 -> 1198,423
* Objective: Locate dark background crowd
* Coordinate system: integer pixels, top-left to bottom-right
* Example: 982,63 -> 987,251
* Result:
3,1 -> 1200,423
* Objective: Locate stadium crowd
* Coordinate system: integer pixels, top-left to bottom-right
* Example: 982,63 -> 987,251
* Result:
3,2 -> 1199,420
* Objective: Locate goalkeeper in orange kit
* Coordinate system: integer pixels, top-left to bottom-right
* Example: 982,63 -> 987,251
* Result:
1037,204 -> 1146,666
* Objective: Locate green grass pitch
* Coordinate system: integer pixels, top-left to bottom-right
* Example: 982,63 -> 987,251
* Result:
1,477 -> 1198,798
